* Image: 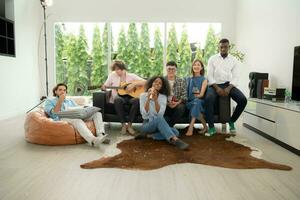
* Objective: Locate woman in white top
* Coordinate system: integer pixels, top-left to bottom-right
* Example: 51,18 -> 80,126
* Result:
135,76 -> 189,150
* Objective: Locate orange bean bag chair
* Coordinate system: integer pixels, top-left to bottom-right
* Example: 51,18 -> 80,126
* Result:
24,97 -> 96,145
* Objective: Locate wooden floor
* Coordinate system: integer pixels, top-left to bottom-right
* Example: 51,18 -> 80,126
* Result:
0,115 -> 300,200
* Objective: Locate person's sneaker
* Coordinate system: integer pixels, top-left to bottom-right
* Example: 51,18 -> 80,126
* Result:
229,121 -> 236,133
198,128 -> 208,134
205,127 -> 216,137
92,134 -> 108,147
102,138 -> 111,144
97,133 -> 110,144
121,125 -> 127,135
170,139 -> 189,150
127,126 -> 136,135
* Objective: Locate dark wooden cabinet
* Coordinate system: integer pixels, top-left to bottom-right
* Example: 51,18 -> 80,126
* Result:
0,16 -> 15,57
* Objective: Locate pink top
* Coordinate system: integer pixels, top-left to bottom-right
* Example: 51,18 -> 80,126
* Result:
104,71 -> 143,103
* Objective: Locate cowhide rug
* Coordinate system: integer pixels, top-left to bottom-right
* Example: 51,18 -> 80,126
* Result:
80,128 -> 292,171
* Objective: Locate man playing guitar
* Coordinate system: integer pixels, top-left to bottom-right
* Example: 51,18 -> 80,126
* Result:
102,60 -> 146,135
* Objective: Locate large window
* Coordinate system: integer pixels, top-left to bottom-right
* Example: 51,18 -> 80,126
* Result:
55,22 -> 221,96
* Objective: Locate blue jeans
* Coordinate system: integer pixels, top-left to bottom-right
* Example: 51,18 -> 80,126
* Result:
141,116 -> 179,141
204,82 -> 247,128
186,98 -> 205,119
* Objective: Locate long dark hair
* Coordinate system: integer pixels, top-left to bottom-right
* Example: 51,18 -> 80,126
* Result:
145,76 -> 170,96
53,83 -> 67,97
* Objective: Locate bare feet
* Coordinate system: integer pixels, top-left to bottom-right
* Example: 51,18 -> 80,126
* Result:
121,124 -> 127,135
185,127 -> 194,136
127,126 -> 136,135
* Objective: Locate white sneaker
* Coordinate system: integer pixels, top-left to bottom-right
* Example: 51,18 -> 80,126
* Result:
92,134 -> 107,147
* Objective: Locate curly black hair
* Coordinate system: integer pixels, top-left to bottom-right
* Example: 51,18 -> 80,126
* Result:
145,76 -> 170,96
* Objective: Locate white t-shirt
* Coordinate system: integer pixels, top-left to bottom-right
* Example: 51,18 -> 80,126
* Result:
168,80 -> 175,96
168,79 -> 175,102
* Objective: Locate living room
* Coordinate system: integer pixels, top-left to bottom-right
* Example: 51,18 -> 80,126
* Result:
0,0 -> 300,199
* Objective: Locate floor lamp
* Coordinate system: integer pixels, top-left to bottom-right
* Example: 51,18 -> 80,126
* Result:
26,0 -> 53,113
40,0 -> 53,98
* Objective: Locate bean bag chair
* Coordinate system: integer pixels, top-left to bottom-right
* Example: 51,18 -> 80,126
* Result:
24,97 -> 96,145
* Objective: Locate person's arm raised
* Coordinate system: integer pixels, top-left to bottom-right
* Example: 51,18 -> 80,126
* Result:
53,94 -> 65,113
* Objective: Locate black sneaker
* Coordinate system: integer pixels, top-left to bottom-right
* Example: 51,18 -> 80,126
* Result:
170,139 -> 189,150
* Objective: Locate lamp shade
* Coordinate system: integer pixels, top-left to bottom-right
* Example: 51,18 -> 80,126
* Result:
40,0 -> 53,7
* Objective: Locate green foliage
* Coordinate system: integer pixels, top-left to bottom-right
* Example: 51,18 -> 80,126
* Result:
167,24 -> 178,64
116,26 -> 128,63
76,25 -> 89,95
138,23 -> 151,77
55,24 -> 67,84
64,25 -> 89,95
195,46 -> 203,61
91,25 -> 106,86
55,23 -> 247,96
103,23 -> 113,61
203,25 -> 219,66
126,23 -> 140,73
178,25 -> 192,77
64,34 -> 79,95
152,28 -> 164,76
229,43 -> 245,62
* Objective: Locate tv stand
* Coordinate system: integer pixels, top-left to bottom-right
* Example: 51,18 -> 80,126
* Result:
243,98 -> 300,155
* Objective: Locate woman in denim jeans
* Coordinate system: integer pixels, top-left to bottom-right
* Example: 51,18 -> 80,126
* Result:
135,76 -> 189,150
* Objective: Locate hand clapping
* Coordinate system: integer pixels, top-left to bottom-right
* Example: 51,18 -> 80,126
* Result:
148,87 -> 158,100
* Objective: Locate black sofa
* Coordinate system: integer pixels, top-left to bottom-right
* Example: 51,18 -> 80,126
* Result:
93,90 -> 231,126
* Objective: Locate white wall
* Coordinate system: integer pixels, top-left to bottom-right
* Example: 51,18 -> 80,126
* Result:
236,0 -> 300,96
5,0 -> 14,20
44,0 -> 237,91
0,0 -> 42,120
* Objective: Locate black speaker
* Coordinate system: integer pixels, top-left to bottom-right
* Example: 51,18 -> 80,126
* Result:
249,72 -> 269,98
256,79 -> 269,99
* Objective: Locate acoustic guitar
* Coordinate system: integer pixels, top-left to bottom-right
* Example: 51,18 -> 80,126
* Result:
88,80 -> 145,98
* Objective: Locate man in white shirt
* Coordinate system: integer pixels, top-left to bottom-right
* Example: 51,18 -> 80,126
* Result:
205,38 -> 247,136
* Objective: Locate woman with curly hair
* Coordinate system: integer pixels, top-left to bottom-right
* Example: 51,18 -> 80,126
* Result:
135,76 -> 189,150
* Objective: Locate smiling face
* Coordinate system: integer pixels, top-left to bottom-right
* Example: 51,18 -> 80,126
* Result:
192,60 -> 203,75
152,78 -> 163,91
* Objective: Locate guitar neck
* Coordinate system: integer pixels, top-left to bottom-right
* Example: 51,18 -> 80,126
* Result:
88,81 -> 139,91
106,86 -> 123,89
87,85 -> 123,90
